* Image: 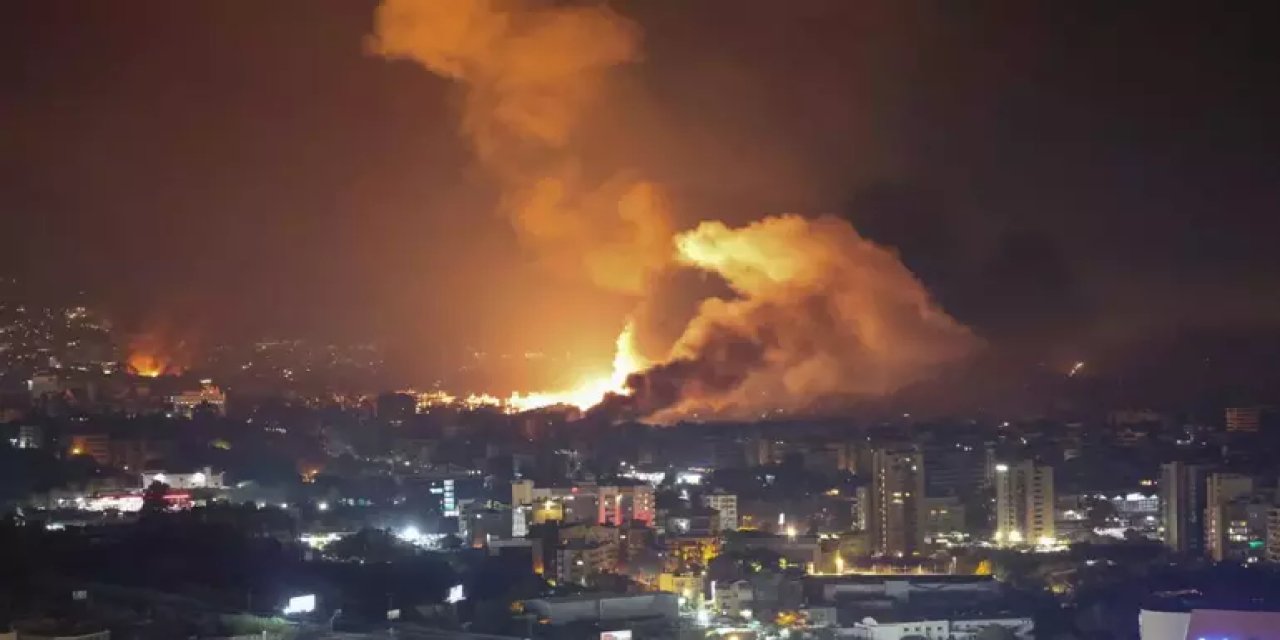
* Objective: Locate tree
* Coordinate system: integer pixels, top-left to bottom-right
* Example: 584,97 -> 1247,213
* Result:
141,480 -> 170,515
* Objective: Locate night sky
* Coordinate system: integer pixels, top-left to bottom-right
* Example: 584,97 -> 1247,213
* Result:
4,1 -> 1279,387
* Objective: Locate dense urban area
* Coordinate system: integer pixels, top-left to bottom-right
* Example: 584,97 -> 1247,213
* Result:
7,0 -> 1278,639
2,292 -> 1279,640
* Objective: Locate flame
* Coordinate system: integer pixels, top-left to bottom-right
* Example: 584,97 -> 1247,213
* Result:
415,322 -> 646,415
371,2 -> 978,422
127,351 -> 178,378
504,321 -> 646,412
126,333 -> 186,378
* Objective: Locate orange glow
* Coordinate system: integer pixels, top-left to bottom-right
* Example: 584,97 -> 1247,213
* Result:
414,321 -> 646,415
504,320 -> 646,412
127,352 -> 169,378
370,2 -> 977,423
126,333 -> 186,378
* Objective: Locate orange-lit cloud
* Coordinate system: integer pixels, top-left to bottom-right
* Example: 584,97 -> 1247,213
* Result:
371,2 -> 978,420
371,0 -> 672,295
615,215 -> 980,421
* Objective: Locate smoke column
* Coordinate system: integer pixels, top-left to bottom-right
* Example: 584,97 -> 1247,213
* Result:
370,0 -> 673,294
371,1 -> 979,420
620,215 -> 980,421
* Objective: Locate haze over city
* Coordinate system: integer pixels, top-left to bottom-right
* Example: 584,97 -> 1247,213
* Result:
2,2 -> 1279,640
6,1 -> 1280,414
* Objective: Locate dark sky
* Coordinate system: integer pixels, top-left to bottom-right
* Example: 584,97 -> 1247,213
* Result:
4,1 -> 1279,383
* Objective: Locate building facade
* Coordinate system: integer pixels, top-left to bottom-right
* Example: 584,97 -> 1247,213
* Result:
702,492 -> 738,531
511,480 -> 655,527
1204,472 -> 1254,562
1225,406 -> 1262,433
1161,461 -> 1209,555
995,460 -> 1055,546
868,446 -> 925,557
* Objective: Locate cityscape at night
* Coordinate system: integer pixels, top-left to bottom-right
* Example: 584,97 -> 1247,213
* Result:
3,1 -> 1280,639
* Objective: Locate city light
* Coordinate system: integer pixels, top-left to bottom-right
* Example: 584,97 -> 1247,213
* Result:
283,594 -> 316,615
397,525 -> 422,544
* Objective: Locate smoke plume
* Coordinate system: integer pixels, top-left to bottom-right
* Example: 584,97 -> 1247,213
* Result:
371,1 -> 978,421
370,0 -> 673,294
617,215 -> 980,421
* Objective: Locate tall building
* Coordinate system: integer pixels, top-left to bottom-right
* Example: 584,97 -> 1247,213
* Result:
1160,461 -> 1209,555
1266,506 -> 1280,563
702,491 -> 738,531
852,485 -> 870,531
922,442 -> 986,497
994,460 -> 1055,546
923,496 -> 966,539
1225,406 -> 1262,433
868,446 -> 925,557
1205,472 -> 1254,562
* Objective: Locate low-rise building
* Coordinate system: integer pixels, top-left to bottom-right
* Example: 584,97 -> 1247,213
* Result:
523,593 -> 678,628
168,380 -> 226,417
1140,607 -> 1280,640
702,491 -> 738,531
15,424 -> 42,449
141,466 -> 224,489
658,572 -> 704,609
844,614 -> 1033,639
511,479 -> 655,526
555,539 -> 618,586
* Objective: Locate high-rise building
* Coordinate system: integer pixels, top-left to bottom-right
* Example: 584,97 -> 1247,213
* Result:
852,485 -> 870,531
1225,407 -> 1262,433
702,491 -> 738,531
1161,462 -> 1210,555
868,446 -> 925,557
994,460 -> 1055,546
1205,472 -> 1255,562
922,442 -> 986,497
1266,506 -> 1280,563
923,496 -> 966,540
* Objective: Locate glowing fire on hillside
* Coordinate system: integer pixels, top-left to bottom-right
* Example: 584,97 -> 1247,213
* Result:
126,334 -> 186,378
127,353 -> 169,378
418,322 -> 646,413
505,320 -> 647,412
372,0 -> 979,421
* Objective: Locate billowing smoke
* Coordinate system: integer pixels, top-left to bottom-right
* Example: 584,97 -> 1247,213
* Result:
370,1 -> 979,421
612,215 -> 980,421
370,0 -> 672,294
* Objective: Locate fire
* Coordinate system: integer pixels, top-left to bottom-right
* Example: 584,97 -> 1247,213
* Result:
372,2 -> 979,422
414,322 -> 646,415
126,333 -> 186,378
505,321 -> 646,412
127,352 -> 172,378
